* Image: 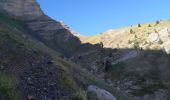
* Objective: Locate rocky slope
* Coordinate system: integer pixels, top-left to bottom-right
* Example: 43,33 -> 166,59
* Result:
74,21 -> 170,100
0,0 -> 132,100
0,0 -> 81,57
1,0 -> 170,100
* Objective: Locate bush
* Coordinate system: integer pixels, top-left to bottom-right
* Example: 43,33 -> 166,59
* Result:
0,73 -> 18,100
148,24 -> 151,27
87,91 -> 99,100
130,29 -> 134,34
156,20 -> 160,25
71,91 -> 86,100
133,41 -> 140,49
104,60 -> 112,72
138,24 -> 141,27
158,39 -> 163,44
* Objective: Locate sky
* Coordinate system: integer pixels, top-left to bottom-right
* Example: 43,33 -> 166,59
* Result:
37,0 -> 170,36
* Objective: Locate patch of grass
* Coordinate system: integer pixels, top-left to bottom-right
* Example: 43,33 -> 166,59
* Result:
0,73 -> 19,100
71,90 -> 87,100
132,83 -> 167,96
62,74 -> 77,91
0,13 -> 24,28
87,91 -> 99,100
109,63 -> 125,78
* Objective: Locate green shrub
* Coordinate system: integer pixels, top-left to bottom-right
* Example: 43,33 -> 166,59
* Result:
128,40 -> 132,44
87,91 -> 99,100
130,29 -> 134,34
0,73 -> 18,100
148,24 -> 151,27
156,20 -> 160,25
158,39 -> 163,44
71,91 -> 86,100
138,24 -> 141,27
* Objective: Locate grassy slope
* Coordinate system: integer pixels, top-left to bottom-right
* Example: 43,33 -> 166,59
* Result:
0,13 -> 133,100
79,20 -> 170,49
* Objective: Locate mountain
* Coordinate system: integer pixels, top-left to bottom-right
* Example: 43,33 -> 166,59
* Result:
0,0 -> 132,100
79,20 -> 170,52
75,21 -> 170,100
1,0 -> 170,100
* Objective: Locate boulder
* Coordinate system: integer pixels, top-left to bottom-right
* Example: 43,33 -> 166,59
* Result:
87,85 -> 117,100
147,33 -> 159,43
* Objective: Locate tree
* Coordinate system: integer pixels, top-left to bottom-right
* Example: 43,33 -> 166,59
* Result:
100,42 -> 104,48
138,24 -> 141,27
148,24 -> 151,27
156,20 -> 160,25
130,29 -> 134,34
104,60 -> 112,72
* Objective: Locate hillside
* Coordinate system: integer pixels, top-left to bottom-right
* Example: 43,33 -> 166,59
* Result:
1,0 -> 170,100
73,20 -> 170,100
0,0 -> 132,100
79,20 -> 170,52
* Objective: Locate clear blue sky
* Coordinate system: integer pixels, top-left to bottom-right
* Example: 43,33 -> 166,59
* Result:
37,0 -> 170,36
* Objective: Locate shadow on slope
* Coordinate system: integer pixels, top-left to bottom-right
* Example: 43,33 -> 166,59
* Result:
72,41 -> 170,99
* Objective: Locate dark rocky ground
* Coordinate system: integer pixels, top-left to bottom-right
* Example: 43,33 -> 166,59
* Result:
19,60 -> 70,100
0,33 -> 71,100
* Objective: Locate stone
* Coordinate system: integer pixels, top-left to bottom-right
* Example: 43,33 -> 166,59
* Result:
87,85 -> 117,100
147,33 -> 159,43
27,94 -> 35,100
0,65 -> 5,70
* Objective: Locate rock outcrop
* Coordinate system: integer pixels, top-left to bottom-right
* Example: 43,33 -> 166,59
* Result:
0,0 -> 43,20
0,0 -> 81,57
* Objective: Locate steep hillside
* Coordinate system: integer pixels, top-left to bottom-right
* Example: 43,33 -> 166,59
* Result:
0,0 -> 132,100
1,0 -> 170,100
0,0 -> 81,57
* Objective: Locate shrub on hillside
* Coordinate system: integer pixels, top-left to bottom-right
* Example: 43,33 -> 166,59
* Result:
104,60 -> 112,72
158,39 -> 163,44
156,20 -> 160,25
71,91 -> 86,100
130,29 -> 134,34
138,24 -> 141,27
148,24 -> 151,27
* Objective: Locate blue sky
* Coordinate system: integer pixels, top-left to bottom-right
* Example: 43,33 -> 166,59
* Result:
37,0 -> 170,36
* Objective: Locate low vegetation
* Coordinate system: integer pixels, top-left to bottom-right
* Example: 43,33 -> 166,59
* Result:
0,73 -> 18,100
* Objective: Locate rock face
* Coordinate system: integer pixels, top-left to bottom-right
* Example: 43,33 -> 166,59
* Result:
0,0 -> 81,57
87,85 -> 117,100
0,0 -> 43,20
